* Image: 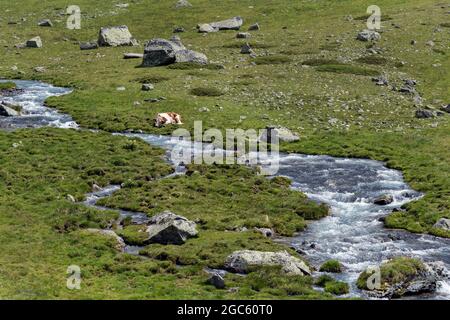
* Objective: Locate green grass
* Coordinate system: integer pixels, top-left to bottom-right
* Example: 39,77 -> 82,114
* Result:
357,257 -> 425,290
167,62 -> 224,70
316,64 -> 381,76
0,81 -> 17,90
324,281 -> 349,295
302,59 -> 343,66
319,260 -> 342,273
0,0 -> 449,299
190,87 -> 224,96
355,56 -> 388,65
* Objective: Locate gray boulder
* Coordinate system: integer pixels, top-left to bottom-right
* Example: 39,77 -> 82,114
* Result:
225,250 -> 311,276
415,109 -> 435,119
373,194 -> 394,205
236,32 -> 251,39
175,49 -> 208,64
240,43 -> 253,54
141,83 -> 154,91
0,103 -> 20,117
26,36 -> 42,48
259,126 -> 300,143
197,23 -> 217,33
357,30 -> 381,42
255,228 -> 274,238
207,273 -> 226,289
142,38 -> 185,67
80,42 -> 98,50
98,25 -> 138,47
210,16 -> 243,30
440,104 -> 450,113
144,211 -> 198,245
433,218 -> 450,231
248,23 -> 260,31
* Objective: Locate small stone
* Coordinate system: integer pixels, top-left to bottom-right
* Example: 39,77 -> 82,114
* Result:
373,194 -> 394,205
67,195 -> 76,202
173,26 -> 185,33
240,43 -> 253,54
197,23 -> 217,33
248,23 -> 260,31
33,66 -> 45,73
38,19 -> 53,27
80,42 -> 98,50
175,0 -> 192,9
26,36 -> 42,48
357,30 -> 381,42
236,32 -> 251,39
141,83 -> 154,91
123,53 -> 143,59
116,86 -> 126,91
207,273 -> 225,289
426,40 -> 435,47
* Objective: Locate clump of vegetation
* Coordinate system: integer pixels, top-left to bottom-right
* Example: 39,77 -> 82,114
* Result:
316,64 -> 380,76
324,281 -> 349,295
254,55 -> 292,65
118,225 -> 148,246
302,59 -> 343,66
133,75 -> 170,84
168,62 -> 224,70
315,274 -> 334,287
319,260 -> 342,273
355,56 -> 388,65
0,81 -> 17,90
191,87 -> 224,97
99,164 -> 330,236
357,257 -> 425,290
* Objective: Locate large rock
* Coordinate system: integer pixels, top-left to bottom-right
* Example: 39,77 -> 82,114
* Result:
85,229 -> 126,251
373,194 -> 394,205
26,36 -> 42,48
357,30 -> 381,42
142,38 -> 207,67
98,25 -> 138,47
224,250 -> 311,276
144,211 -> 198,245
0,103 -> 20,117
415,109 -> 435,119
197,23 -> 218,33
210,16 -> 243,30
433,218 -> 450,231
259,126 -> 300,143
175,49 -> 208,64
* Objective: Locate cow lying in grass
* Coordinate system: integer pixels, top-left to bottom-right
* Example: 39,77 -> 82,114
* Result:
154,112 -> 183,127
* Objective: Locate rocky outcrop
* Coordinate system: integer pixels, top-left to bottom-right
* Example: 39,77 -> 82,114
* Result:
142,38 -> 207,67
433,218 -> 450,231
259,126 -> 300,143
224,250 -> 311,276
144,211 -> 198,245
85,229 -> 126,251
98,26 -> 138,47
357,30 -> 381,42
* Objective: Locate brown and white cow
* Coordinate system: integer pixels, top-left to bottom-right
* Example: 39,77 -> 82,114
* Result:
154,112 -> 183,127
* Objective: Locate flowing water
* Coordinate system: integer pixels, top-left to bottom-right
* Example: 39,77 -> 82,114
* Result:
2,80 -> 449,299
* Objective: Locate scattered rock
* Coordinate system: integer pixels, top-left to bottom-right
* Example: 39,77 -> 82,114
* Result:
207,273 -> 226,289
92,184 -> 102,192
254,228 -> 274,238
357,30 -> 381,42
236,32 -> 251,39
426,40 -> 435,47
210,16 -> 243,30
67,194 -> 76,203
372,75 -> 389,86
116,86 -> 126,91
0,103 -> 20,117
123,53 -> 143,59
248,23 -> 260,31
26,36 -> 42,48
85,229 -> 126,251
38,19 -> 53,27
173,26 -> 185,33
143,211 -> 198,245
98,25 -> 138,47
80,42 -> 98,50
440,104 -> 450,113
240,43 -> 253,54
197,23 -> 217,33
373,194 -> 394,205
259,126 -> 300,143
415,109 -> 435,119
33,66 -> 46,73
141,83 -> 154,91
142,38 -> 207,67
175,0 -> 192,9
410,40 -> 417,45
433,218 -> 450,231
225,250 -> 311,276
